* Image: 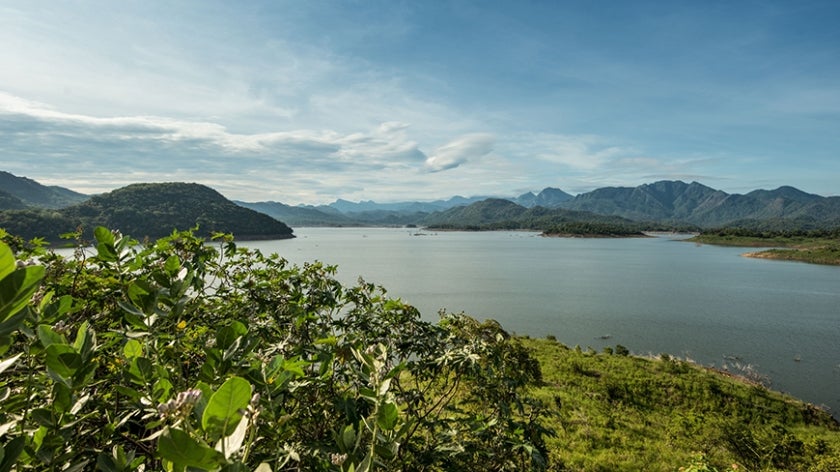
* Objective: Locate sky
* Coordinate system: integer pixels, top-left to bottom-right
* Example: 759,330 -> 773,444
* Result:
1,0 -> 839,204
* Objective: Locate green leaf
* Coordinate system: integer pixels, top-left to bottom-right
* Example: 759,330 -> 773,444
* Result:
0,436 -> 25,472
128,357 -> 153,385
37,324 -> 66,347
376,401 -> 399,431
45,344 -> 82,381
0,243 -> 14,281
52,382 -> 73,414
338,424 -> 356,452
374,443 -> 397,460
73,321 -> 94,359
94,226 -> 118,262
216,321 -> 247,350
0,265 -> 44,322
0,312 -> 25,339
123,339 -> 143,359
157,427 -> 226,470
164,255 -> 181,276
202,376 -> 251,438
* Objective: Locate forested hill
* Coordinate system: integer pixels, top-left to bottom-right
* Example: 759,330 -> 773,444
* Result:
0,189 -> 27,210
561,180 -> 840,229
422,198 -> 647,231
0,182 -> 294,242
0,171 -> 89,209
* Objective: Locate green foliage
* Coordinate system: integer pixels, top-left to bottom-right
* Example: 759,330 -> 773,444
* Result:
0,227 -> 549,471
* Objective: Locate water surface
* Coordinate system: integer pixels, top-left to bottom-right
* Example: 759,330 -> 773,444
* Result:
243,228 -> 840,415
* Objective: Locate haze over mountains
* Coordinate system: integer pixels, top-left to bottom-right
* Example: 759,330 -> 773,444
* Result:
2,171 -> 840,240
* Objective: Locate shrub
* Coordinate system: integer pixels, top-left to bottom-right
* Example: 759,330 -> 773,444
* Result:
0,228 -> 551,471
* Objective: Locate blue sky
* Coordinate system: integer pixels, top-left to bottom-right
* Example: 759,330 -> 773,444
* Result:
1,1 -> 839,203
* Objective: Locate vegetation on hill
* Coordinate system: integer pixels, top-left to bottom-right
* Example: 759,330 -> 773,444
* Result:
0,182 -> 294,242
0,189 -> 27,210
690,228 -> 840,265
0,171 -> 88,209
421,199 -> 679,235
1,227 -> 837,471
525,338 -> 840,471
560,181 -> 840,229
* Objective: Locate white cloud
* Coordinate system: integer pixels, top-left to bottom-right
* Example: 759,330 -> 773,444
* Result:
424,134 -> 495,172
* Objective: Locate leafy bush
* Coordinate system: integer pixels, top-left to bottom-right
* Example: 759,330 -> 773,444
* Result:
0,227 -> 550,471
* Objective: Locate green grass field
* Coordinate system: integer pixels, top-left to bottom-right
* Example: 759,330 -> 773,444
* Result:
520,337 -> 840,471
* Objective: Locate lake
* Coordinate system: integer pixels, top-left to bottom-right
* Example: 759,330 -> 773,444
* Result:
242,227 -> 840,416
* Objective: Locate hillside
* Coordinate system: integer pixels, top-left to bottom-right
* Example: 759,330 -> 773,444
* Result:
524,337 -> 840,471
423,198 -> 529,228
560,181 -> 840,228
0,182 -> 294,241
0,171 -> 89,208
422,198 -> 651,232
0,189 -> 27,210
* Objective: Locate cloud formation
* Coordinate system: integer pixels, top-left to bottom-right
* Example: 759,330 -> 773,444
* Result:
1,2 -> 839,201
425,134 -> 494,172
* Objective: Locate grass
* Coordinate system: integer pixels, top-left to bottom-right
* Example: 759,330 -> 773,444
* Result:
521,338 -> 840,471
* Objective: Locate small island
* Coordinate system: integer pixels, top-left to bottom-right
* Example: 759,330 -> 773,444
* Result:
541,222 -> 649,238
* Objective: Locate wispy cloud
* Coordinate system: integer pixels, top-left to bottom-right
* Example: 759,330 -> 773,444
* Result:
1,2 -> 839,201
425,134 -> 494,172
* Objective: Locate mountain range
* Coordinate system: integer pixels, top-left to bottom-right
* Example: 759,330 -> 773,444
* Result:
238,181 -> 840,230
2,171 -> 839,236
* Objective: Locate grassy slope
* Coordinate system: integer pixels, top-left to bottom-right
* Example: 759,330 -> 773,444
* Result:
521,338 -> 840,471
689,234 -> 840,265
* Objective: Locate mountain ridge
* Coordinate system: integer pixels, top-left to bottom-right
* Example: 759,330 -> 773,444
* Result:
0,171 -> 89,209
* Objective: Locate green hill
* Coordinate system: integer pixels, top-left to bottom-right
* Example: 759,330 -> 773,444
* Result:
0,189 -> 27,210
561,181 -> 840,229
0,171 -> 89,208
422,198 -> 653,233
0,182 -> 294,241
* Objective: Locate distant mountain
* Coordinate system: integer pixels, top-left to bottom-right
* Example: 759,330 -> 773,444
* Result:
326,195 -> 489,214
422,198 -> 642,231
559,181 -> 840,228
0,171 -> 88,208
235,200 -> 353,226
1,183 -> 294,242
514,187 -> 574,208
423,199 -> 528,227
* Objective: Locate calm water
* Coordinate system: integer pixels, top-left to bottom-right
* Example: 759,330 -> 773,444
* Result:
243,227 -> 840,416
